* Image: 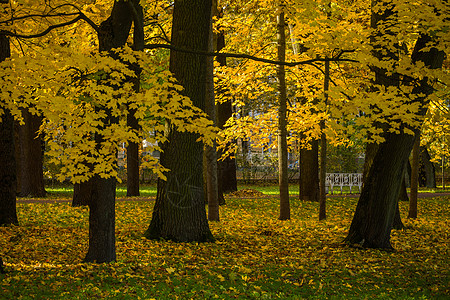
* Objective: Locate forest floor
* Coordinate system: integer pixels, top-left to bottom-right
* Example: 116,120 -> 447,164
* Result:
1,190 -> 449,299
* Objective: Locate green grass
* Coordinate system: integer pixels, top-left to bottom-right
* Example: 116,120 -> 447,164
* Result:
1,194 -> 449,299
36,183 -> 449,201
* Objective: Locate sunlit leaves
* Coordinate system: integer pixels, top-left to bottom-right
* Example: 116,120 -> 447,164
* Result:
0,42 -> 216,183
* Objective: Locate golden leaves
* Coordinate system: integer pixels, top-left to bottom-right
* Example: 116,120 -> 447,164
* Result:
4,194 -> 450,297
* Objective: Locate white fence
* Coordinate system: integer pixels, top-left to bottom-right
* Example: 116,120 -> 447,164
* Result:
325,173 -> 363,194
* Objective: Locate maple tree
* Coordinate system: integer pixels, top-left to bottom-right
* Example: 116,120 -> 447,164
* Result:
345,0 -> 447,249
0,0 -> 216,259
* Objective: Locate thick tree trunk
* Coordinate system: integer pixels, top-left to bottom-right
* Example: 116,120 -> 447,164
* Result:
277,10 -> 290,220
83,176 -> 116,263
0,33 -> 18,226
299,140 -> 319,201
345,3 -> 444,248
72,181 -> 92,207
145,0 -> 214,242
16,110 -> 46,197
346,132 -> 414,248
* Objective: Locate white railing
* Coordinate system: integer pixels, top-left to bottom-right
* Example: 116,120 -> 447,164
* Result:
325,173 -> 363,194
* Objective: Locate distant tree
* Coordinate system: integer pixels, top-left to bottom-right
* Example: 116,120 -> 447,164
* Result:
15,110 -> 46,197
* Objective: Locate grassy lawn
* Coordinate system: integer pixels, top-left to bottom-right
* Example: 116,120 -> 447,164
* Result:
38,183 -> 450,200
1,191 -> 449,299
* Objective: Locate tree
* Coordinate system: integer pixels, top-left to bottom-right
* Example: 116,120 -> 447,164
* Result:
418,145 -> 436,188
15,110 -> 46,197
145,0 -> 215,242
345,0 -> 446,249
276,6 -> 290,220
409,131 -> 420,219
215,4 -> 237,197
0,27 -> 18,226
1,0 -> 216,261
206,0 -> 220,221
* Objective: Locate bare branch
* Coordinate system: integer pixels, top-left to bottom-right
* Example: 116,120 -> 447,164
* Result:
144,43 -> 359,67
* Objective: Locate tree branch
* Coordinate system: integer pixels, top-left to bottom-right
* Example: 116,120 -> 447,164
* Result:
144,43 -> 358,67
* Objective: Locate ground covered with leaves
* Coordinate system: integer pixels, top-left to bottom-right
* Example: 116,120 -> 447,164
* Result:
1,195 -> 449,299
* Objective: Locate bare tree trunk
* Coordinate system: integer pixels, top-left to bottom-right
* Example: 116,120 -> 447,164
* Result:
277,9 -> 290,220
319,59 -> 329,221
206,0 -> 219,221
299,141 -> 319,201
215,4 -> 236,199
16,110 -> 46,197
408,132 -> 420,219
72,181 -> 92,207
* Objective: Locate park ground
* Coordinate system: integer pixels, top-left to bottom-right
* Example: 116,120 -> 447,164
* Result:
1,184 -> 449,299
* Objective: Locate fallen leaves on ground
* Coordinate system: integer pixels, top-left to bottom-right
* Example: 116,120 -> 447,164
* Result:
228,189 -> 266,197
0,196 -> 449,299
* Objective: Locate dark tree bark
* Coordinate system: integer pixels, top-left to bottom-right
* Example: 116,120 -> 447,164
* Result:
126,113 -> 140,197
72,181 -> 92,207
345,2 -> 445,249
319,59 -> 330,221
0,33 -> 18,226
206,0 -> 219,221
409,132 -> 420,219
277,10 -> 290,220
84,0 -> 142,263
299,140 -> 319,201
83,176 -> 116,263
126,5 -> 144,197
16,110 -> 46,197
216,7 -> 237,196
418,146 -> 436,188
145,0 -> 214,242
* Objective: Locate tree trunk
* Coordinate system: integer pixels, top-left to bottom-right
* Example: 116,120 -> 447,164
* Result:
126,5 -> 144,197
392,200 -> 405,230
277,10 -> 290,220
346,132 -> 414,248
16,110 -> 46,197
345,2 -> 445,248
126,120 -> 140,197
319,59 -> 329,221
72,181 -> 93,207
299,140 -> 319,201
418,146 -> 436,188
0,33 -> 18,226
216,5 -> 237,198
408,132 -> 420,219
84,0 -> 141,263
83,176 -> 116,263
145,0 -> 214,242
206,0 -> 219,221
